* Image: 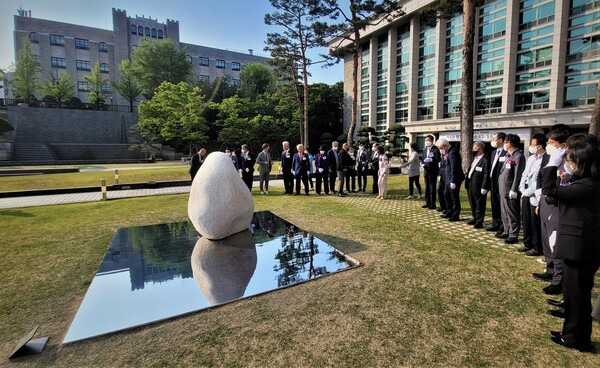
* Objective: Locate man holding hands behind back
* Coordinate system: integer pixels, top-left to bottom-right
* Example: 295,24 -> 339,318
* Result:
465,141 -> 490,228
496,134 -> 526,244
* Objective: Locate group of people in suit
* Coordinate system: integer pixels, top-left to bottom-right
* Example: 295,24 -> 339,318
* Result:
419,127 -> 600,352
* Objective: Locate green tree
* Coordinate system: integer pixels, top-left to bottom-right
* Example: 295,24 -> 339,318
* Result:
42,72 -> 75,108
326,0 -> 403,146
131,38 -> 192,98
84,62 -> 109,109
112,60 -> 142,112
138,81 -> 208,154
307,82 -> 344,149
12,36 -> 40,102
239,63 -> 276,100
195,75 -> 239,103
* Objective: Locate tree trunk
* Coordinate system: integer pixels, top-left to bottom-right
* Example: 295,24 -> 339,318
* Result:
590,82 -> 600,138
289,65 -> 304,144
460,0 -> 476,173
347,27 -> 360,147
130,100 -> 134,113
302,64 -> 309,146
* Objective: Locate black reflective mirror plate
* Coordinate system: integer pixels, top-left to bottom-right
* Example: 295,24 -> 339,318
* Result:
63,211 -> 359,344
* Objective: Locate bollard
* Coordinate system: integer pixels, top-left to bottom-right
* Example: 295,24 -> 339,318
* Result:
101,179 -> 107,201
115,169 -> 120,185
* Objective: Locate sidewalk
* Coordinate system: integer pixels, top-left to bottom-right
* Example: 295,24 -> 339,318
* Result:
0,179 -> 284,209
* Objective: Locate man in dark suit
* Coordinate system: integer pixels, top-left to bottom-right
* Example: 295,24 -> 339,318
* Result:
422,135 -> 441,210
315,146 -> 330,195
486,132 -> 507,231
240,144 -> 255,191
292,143 -> 310,195
437,138 -> 464,221
281,141 -> 294,195
371,143 -> 380,195
497,134 -> 526,244
189,148 -> 206,181
357,142 -> 369,192
465,141 -> 490,228
327,141 -> 339,194
337,143 -> 352,197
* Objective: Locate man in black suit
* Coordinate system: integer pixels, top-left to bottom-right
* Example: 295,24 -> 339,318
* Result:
371,143 -> 380,195
281,141 -> 294,195
465,141 -> 490,228
422,135 -> 441,210
437,138 -> 464,221
189,148 -> 207,181
337,143 -> 352,197
486,132 -> 507,232
497,134 -> 526,244
327,141 -> 339,194
240,144 -> 255,191
357,142 -> 369,192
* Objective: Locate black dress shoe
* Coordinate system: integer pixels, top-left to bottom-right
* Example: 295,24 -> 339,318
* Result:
533,272 -> 553,281
428,206 -> 437,210
547,299 -> 564,308
550,330 -> 561,338
525,249 -> 542,256
505,237 -> 518,244
517,246 -> 531,252
422,204 -> 430,208
495,233 -> 509,239
548,309 -> 565,318
436,208 -> 444,212
441,213 -> 451,218
467,219 -> 476,225
543,283 -> 562,295
550,336 -> 595,353
448,217 -> 460,222
473,223 -> 483,229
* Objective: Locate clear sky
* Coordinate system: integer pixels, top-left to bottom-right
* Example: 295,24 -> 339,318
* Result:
0,0 -> 343,85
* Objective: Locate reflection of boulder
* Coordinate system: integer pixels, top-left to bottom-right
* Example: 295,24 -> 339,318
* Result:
188,152 -> 254,240
191,230 -> 257,305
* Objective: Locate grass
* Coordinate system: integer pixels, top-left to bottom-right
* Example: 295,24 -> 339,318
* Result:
1,176 -> 599,367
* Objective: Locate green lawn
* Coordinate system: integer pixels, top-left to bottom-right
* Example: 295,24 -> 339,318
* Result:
1,176 -> 599,366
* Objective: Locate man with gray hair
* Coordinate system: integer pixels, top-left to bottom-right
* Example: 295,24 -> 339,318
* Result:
327,141 -> 340,194
257,143 -> 272,195
465,141 -> 490,228
436,138 -> 464,221
281,141 -> 294,195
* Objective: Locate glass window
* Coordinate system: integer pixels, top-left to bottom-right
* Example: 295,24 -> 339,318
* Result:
151,28 -> 157,38
100,63 -> 109,73
50,34 -> 64,46
199,57 -> 209,66
186,55 -> 192,63
51,57 -> 67,68
145,27 -> 150,37
76,60 -> 91,71
75,38 -> 89,50
101,83 -> 110,93
77,81 -> 90,92
198,75 -> 210,82
232,62 -> 241,71
216,59 -> 225,69
99,42 -> 109,52
158,30 -> 164,39
29,32 -> 39,43
138,26 -> 143,35
568,35 -> 600,55
131,24 -> 137,35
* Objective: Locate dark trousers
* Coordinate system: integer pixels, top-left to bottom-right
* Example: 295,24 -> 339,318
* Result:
295,172 -> 309,194
372,169 -> 379,194
540,198 -> 562,285
500,193 -> 521,239
358,168 -> 367,191
444,181 -> 461,219
338,171 -> 347,194
242,172 -> 253,190
346,169 -> 356,192
561,258 -> 600,347
283,169 -> 294,194
468,186 -> 487,225
315,172 -> 329,194
490,182 -> 502,228
521,196 -> 542,252
438,175 -> 447,211
423,169 -> 438,207
308,172 -> 314,188
409,175 -> 422,196
329,171 -> 337,193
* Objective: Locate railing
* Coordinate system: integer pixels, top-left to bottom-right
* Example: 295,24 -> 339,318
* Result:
0,98 -> 136,113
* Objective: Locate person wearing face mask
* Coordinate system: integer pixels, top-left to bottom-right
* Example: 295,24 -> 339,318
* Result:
496,133 -> 525,244
436,138 -> 464,221
377,146 -> 390,199
346,147 -> 358,193
306,146 -> 315,190
517,133 -> 548,256
357,143 -> 370,192
532,125 -> 571,295
486,132 -> 507,232
465,141 -> 490,228
327,141 -> 340,194
315,146 -> 330,195
257,143 -> 272,195
281,141 -> 294,195
292,144 -> 310,195
400,143 -> 422,199
421,135 -> 441,209
240,144 -> 255,191
337,143 -> 352,197
541,141 -> 600,352
371,143 -> 380,195
225,148 -> 239,171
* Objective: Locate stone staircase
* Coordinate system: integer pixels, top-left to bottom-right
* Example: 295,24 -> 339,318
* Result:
12,142 -> 59,161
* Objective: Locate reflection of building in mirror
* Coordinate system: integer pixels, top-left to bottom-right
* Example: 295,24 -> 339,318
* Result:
191,230 -> 257,305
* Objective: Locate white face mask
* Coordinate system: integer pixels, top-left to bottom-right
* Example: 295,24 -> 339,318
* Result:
546,145 -> 556,155
320,150 -> 325,155
425,141 -> 432,147
564,162 -> 575,175
503,143 -> 510,152
439,149 -> 446,155
528,146 -> 538,155
491,140 -> 497,148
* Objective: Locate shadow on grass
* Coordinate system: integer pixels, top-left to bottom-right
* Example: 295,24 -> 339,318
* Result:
311,232 -> 367,255
0,210 -> 35,217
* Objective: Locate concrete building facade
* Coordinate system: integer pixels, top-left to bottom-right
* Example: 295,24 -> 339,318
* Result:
10,8 -> 269,105
328,0 -> 599,147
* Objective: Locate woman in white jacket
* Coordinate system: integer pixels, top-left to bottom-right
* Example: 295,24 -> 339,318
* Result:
400,143 -> 422,199
377,146 -> 390,199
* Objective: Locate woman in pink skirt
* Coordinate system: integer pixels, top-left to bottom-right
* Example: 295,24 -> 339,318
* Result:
377,146 -> 390,199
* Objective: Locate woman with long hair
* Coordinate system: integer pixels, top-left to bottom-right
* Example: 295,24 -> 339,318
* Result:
377,146 -> 390,200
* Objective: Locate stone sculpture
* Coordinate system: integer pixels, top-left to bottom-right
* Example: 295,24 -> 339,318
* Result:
188,152 -> 254,240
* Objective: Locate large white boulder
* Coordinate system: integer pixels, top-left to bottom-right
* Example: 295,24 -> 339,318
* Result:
191,230 -> 257,305
188,152 -> 254,240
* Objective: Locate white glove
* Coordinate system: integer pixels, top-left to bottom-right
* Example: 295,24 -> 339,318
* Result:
424,158 -> 432,163
318,168 -> 323,173
307,171 -> 310,175
534,188 -> 542,203
450,183 -> 456,190
509,190 -> 518,199
291,169 -> 294,174
245,168 -> 249,173
481,189 -> 488,195
548,147 -> 566,167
